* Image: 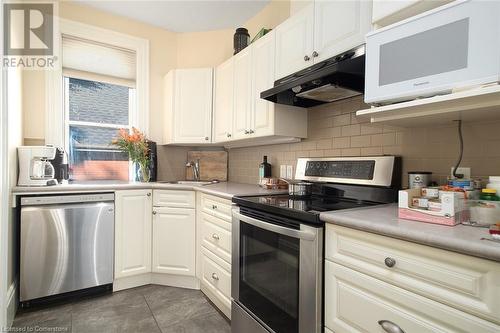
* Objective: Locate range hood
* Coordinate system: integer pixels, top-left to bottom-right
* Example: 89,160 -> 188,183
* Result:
261,45 -> 365,108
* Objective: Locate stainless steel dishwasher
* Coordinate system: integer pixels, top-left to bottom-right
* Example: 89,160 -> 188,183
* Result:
20,193 -> 115,305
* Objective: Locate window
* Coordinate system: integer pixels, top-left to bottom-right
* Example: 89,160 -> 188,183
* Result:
64,77 -> 135,181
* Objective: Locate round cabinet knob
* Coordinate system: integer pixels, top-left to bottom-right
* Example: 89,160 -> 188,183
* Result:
304,55 -> 311,61
378,320 -> 405,333
312,51 -> 319,58
227,133 -> 232,138
249,129 -> 255,134
205,137 -> 209,141
212,233 -> 220,240
384,257 -> 396,268
212,204 -> 218,210
152,211 -> 157,215
211,273 -> 219,281
244,130 -> 250,134
147,192 -> 151,197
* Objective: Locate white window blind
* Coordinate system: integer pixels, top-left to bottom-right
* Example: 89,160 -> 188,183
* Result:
62,35 -> 136,87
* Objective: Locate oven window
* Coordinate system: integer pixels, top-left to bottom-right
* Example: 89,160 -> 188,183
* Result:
239,221 -> 300,333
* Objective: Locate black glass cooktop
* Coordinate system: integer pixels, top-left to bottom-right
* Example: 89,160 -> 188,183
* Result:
233,194 -> 380,225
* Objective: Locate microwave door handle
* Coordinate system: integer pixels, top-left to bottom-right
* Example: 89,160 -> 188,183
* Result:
232,211 -> 317,241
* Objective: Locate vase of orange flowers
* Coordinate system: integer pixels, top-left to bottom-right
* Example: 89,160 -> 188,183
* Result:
112,127 -> 151,182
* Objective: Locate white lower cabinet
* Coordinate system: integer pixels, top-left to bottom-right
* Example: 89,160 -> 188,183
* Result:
324,224 -> 500,333
114,190 -> 152,279
196,193 -> 232,318
152,207 -> 195,276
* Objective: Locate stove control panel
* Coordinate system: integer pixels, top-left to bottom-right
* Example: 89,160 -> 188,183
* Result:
305,160 -> 375,179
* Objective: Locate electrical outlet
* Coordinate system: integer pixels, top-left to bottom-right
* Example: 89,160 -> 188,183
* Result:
280,165 -> 287,178
450,167 -> 471,179
286,165 -> 294,179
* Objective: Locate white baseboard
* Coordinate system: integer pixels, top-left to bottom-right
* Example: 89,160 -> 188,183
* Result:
6,281 -> 17,327
151,273 -> 199,290
113,273 -> 200,292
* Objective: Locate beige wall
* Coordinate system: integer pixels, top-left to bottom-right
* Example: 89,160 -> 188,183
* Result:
228,95 -> 500,186
176,29 -> 233,68
7,67 -> 23,293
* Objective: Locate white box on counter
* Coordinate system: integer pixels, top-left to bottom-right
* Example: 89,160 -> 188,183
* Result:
398,188 -> 468,226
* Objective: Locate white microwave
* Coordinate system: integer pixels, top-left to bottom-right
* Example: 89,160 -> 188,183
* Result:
365,0 -> 500,105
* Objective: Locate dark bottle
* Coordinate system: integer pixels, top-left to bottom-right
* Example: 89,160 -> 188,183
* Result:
233,27 -> 250,55
259,156 -> 272,181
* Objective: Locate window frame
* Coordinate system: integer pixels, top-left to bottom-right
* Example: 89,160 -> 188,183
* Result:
46,18 -> 149,152
63,76 -> 136,181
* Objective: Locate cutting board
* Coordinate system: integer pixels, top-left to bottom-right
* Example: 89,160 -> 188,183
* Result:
186,151 -> 228,181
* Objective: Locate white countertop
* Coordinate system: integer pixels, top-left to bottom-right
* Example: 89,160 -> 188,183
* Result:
320,203 -> 500,262
12,181 -> 287,200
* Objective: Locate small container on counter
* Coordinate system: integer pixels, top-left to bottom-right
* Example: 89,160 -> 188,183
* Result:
480,188 -> 500,201
408,172 -> 432,189
422,187 -> 439,198
468,200 -> 500,226
411,197 -> 429,209
490,224 -> 500,240
427,200 -> 442,212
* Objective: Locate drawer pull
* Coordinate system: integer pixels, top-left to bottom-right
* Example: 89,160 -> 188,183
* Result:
212,233 -> 220,240
211,273 -> 219,281
384,257 -> 396,268
212,204 -> 218,210
378,320 -> 405,333
147,192 -> 151,197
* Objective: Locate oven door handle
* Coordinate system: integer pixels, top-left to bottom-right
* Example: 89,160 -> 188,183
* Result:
233,211 -> 317,241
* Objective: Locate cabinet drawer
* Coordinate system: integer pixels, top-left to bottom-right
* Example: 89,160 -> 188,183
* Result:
201,194 -> 232,221
325,261 -> 500,333
325,224 -> 500,324
201,212 -> 231,263
153,190 -> 195,208
201,247 -> 231,304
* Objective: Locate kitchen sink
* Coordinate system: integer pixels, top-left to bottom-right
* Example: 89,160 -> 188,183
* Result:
157,180 -> 219,186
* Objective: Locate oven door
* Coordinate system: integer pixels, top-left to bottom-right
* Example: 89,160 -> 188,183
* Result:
232,208 -> 323,333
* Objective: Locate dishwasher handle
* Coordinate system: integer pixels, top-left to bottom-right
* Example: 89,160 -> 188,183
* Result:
21,193 -> 115,206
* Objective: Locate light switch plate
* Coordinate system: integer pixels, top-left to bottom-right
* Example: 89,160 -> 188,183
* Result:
286,165 -> 294,179
280,165 -> 287,178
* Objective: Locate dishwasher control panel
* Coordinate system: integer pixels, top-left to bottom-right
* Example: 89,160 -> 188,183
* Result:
21,193 -> 115,206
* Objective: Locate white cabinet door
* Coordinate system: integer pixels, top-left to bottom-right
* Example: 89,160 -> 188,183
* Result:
251,30 -> 275,137
275,4 -> 314,80
115,190 -> 152,279
172,68 -> 213,144
152,207 -> 195,276
213,58 -> 234,143
232,47 -> 253,140
313,0 -> 372,64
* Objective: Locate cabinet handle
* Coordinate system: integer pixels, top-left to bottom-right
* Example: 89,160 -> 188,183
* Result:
249,129 -> 254,134
226,133 -> 232,138
205,137 -> 209,141
384,257 -> 396,268
212,204 -> 218,210
312,51 -> 319,58
304,55 -> 310,61
378,320 -> 405,333
244,130 -> 250,134
212,233 -> 220,240
211,273 -> 219,281
147,192 -> 151,197
152,211 -> 157,215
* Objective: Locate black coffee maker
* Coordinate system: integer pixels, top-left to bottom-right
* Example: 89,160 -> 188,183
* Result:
51,147 -> 69,184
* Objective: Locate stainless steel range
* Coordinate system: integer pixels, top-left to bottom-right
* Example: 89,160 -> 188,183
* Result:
231,156 -> 401,333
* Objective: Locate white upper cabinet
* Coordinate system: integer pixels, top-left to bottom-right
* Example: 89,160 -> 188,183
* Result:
275,1 -> 372,80
251,30 -> 276,137
163,68 -> 213,145
213,58 -> 234,142
313,0 -> 372,64
275,4 -> 314,80
232,46 -> 253,140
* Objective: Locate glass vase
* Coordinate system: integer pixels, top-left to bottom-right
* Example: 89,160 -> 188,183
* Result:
135,162 -> 151,182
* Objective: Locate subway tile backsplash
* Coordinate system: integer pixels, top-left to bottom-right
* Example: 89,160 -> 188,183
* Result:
228,95 -> 500,187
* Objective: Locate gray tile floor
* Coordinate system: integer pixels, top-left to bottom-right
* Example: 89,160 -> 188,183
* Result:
12,285 -> 231,333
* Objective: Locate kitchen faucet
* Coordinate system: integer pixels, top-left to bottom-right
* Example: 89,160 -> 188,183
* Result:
186,159 -> 200,181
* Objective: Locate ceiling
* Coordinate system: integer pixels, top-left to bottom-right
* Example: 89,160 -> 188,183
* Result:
75,0 -> 271,33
